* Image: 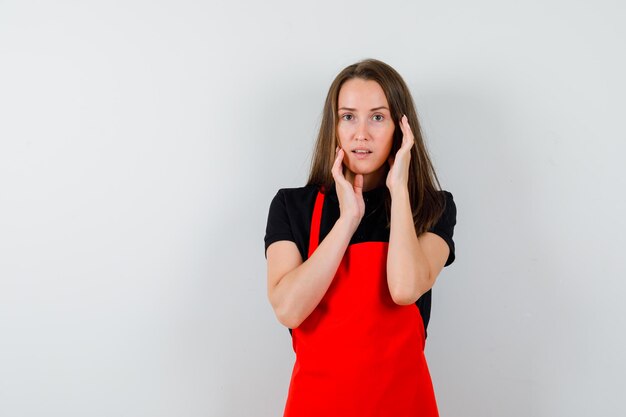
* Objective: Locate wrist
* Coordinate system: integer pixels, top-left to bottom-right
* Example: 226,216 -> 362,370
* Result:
389,184 -> 410,200
336,215 -> 360,235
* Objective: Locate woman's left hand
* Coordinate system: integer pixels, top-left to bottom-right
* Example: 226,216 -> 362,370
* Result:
386,114 -> 414,194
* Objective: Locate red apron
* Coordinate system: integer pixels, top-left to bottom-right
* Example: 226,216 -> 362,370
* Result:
283,189 -> 439,417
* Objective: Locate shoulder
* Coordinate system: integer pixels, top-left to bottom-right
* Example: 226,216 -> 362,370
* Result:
429,189 -> 457,266
269,184 -> 319,213
439,189 -> 454,201
435,190 -> 456,219
273,184 -> 319,201
441,190 -> 456,212
267,184 -> 321,221
265,184 -> 320,260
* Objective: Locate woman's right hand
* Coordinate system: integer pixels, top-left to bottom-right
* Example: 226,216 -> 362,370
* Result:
331,147 -> 365,232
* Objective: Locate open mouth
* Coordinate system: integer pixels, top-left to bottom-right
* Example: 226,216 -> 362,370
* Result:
351,149 -> 372,159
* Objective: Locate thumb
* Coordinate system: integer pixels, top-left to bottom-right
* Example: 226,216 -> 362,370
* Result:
353,174 -> 364,196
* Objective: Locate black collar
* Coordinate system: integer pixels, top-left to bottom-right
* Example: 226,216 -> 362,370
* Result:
325,183 -> 388,204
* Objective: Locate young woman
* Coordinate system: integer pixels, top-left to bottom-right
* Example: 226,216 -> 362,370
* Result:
264,58 -> 457,417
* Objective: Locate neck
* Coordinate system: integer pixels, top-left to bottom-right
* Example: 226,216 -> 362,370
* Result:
345,167 -> 386,192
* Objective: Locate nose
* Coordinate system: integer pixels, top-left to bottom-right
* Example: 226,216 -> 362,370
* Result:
354,119 -> 368,141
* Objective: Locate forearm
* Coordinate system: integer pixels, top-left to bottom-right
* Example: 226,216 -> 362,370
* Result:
272,217 -> 356,328
387,187 -> 431,305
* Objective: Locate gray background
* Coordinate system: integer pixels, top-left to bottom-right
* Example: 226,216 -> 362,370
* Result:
1,0 -> 625,416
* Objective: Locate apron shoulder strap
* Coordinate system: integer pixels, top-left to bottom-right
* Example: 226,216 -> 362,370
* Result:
307,187 -> 325,258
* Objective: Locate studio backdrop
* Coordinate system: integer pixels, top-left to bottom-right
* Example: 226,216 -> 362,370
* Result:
1,1 -> 624,416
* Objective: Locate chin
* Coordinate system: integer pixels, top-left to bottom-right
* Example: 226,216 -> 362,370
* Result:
346,166 -> 371,175
347,162 -> 385,176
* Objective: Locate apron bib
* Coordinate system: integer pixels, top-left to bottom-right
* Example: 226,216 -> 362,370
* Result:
283,189 -> 439,417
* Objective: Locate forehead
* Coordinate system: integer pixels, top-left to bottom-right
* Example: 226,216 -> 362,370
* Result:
337,78 -> 388,109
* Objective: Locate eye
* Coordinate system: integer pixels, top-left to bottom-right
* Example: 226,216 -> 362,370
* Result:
341,114 -> 353,121
373,114 -> 384,121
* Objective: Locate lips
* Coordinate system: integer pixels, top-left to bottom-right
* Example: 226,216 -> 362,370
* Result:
350,147 -> 373,160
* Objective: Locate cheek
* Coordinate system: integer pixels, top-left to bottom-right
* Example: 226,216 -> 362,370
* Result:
336,126 -> 349,147
382,128 -> 393,144
379,148 -> 392,165
375,127 -> 395,150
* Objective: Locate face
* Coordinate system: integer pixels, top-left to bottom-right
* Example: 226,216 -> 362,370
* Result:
336,78 -> 395,188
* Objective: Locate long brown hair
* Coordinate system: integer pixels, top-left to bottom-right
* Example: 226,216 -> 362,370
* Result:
306,58 -> 446,234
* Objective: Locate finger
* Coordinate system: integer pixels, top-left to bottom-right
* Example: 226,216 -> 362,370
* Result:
332,148 -> 347,182
399,114 -> 406,133
398,116 -> 408,147
401,114 -> 412,131
401,115 -> 414,147
331,149 -> 342,176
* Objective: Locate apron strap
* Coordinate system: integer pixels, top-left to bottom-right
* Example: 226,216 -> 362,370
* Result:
307,188 -> 325,258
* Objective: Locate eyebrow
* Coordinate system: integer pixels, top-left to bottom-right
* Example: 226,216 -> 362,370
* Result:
338,106 -> 389,112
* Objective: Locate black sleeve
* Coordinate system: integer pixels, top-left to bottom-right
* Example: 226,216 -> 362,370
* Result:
428,190 -> 457,267
264,189 -> 295,259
